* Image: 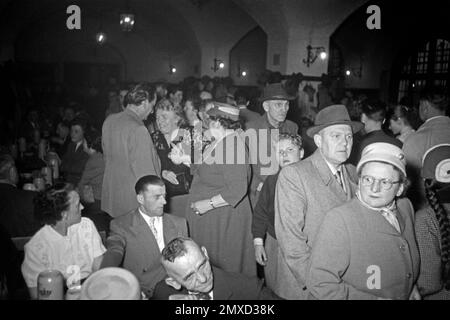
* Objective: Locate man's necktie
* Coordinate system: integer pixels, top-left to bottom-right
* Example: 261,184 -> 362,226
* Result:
335,170 -> 346,194
149,217 -> 158,240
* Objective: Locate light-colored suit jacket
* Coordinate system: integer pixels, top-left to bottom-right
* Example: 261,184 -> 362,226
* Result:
100,210 -> 188,297
101,109 -> 161,217
274,149 -> 357,299
403,116 -> 450,210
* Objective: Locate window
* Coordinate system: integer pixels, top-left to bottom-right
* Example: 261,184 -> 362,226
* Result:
395,38 -> 450,104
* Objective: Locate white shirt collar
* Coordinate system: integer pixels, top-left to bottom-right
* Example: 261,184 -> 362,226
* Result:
188,290 -> 214,300
138,208 -> 164,251
75,141 -> 83,152
138,208 -> 162,224
321,155 -> 342,176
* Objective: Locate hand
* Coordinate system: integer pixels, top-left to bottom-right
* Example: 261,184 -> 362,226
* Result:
168,143 -> 191,165
162,170 -> 179,185
191,199 -> 213,215
254,244 -> 267,266
169,294 -> 199,300
409,285 -> 421,300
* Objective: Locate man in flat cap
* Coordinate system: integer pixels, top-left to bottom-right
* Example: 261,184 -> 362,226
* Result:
246,83 -> 298,207
274,104 -> 363,299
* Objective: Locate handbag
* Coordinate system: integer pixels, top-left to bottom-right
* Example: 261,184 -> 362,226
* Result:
164,171 -> 192,197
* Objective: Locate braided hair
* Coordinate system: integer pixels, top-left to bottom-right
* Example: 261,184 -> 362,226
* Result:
424,179 -> 450,290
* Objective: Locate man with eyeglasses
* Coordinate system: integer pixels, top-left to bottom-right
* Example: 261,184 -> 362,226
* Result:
274,104 -> 363,299
246,83 -> 298,207
307,142 -> 420,300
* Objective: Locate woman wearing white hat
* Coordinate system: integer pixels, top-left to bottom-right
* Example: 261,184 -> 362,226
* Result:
307,142 -> 420,299
415,144 -> 450,299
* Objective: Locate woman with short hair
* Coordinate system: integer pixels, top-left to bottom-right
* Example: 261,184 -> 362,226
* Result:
151,99 -> 192,197
307,142 -> 420,299
21,183 -> 105,299
389,105 -> 418,143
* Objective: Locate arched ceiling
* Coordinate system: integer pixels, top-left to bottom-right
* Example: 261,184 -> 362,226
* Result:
0,0 -> 372,77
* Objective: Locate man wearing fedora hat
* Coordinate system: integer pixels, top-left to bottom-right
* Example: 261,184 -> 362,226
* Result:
246,83 -> 298,207
274,104 -> 363,299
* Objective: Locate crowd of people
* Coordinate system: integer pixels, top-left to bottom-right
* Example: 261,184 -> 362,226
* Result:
1,74 -> 450,300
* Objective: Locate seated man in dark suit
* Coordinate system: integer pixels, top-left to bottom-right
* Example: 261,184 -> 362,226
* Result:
152,237 -> 282,300
0,154 -> 40,237
100,175 -> 188,298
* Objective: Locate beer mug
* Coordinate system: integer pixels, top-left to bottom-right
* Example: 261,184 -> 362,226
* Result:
41,167 -> 53,186
65,285 -> 82,300
47,152 -> 60,180
10,143 -> 18,159
37,270 -> 64,300
39,139 -> 47,160
33,177 -> 46,191
18,137 -> 27,153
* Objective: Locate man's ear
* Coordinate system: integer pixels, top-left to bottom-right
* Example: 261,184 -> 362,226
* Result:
262,101 -> 269,113
136,193 -> 144,205
201,246 -> 209,259
299,148 -> 305,160
165,277 -> 182,290
313,134 -> 322,148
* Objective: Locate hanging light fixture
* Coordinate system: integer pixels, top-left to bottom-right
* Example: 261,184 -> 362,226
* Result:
120,0 -> 135,32
120,13 -> 135,32
95,32 -> 107,45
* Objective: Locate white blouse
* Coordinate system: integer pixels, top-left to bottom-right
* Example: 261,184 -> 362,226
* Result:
21,217 -> 106,288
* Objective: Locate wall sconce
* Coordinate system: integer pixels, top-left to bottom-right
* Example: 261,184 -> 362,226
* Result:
95,32 -> 107,45
345,67 -> 362,78
237,63 -> 247,78
169,65 -> 177,75
302,45 -> 327,67
120,13 -> 135,32
345,57 -> 363,78
211,58 -> 225,72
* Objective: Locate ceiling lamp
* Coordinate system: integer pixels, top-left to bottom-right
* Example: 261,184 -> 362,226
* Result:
96,32 -> 106,45
120,13 -> 135,32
